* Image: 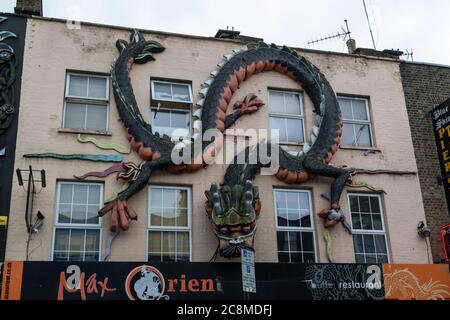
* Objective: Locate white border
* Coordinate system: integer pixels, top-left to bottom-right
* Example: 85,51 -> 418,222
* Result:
51,181 -> 103,262
347,192 -> 390,263
146,185 -> 193,262
151,80 -> 193,104
272,188 -> 318,263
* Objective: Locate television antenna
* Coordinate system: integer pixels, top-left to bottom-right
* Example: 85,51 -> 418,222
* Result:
308,20 -> 352,47
402,49 -> 414,61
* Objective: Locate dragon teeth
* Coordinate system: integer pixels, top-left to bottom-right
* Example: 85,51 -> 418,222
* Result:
204,79 -> 213,86
303,143 -> 311,153
210,69 -> 220,77
217,62 -> 225,68
288,151 -> 300,157
312,125 -> 320,137
196,99 -> 204,108
232,48 -> 243,54
311,134 -> 317,144
223,53 -> 234,61
193,120 -> 202,130
199,87 -> 209,97
193,109 -> 202,119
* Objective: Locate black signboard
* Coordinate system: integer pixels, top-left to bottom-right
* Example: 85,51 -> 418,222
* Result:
1,261 -> 385,300
431,97 -> 450,218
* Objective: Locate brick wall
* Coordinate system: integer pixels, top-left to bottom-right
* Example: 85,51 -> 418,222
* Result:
400,61 -> 450,262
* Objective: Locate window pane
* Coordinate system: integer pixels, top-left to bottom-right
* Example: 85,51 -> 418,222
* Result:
286,118 -> 303,143
72,204 -> 87,224
69,229 -> 85,252
284,93 -> 301,115
353,234 -> 364,253
154,82 -> 172,100
277,232 -> 289,251
277,209 -> 288,227
172,84 -> 190,102
361,213 -> 373,230
151,109 -> 171,127
286,192 -> 298,209
177,190 -> 188,208
303,252 -> 315,263
287,210 -> 300,227
370,196 -> 381,213
162,207 -> 176,226
150,188 -> 163,208
301,232 -> 314,252
86,205 -> 99,224
355,254 -> 365,263
84,252 -> 99,261
275,191 -> 285,209
269,117 -> 287,141
148,231 -> 162,253
359,196 -> 370,213
73,184 -> 88,204
65,103 -> 86,130
278,252 -> 290,263
300,210 -> 311,228
54,229 -> 70,251
352,100 -> 368,121
377,254 -> 389,264
288,232 -> 301,252
69,252 -> 84,261
351,213 -> 362,230
290,252 -> 303,263
374,235 -> 387,254
58,204 -> 71,224
85,229 -> 100,252
163,189 -> 177,208
341,123 -> 355,146
86,104 -> 107,131
338,98 -> 352,120
176,208 -> 188,227
269,91 -> 284,113
372,214 -> 383,230
171,111 -> 190,129
354,124 -> 371,147
162,232 -> 176,253
349,195 -> 359,212
298,193 -> 309,210
88,185 -> 101,205
365,254 -> 377,263
60,184 -> 73,203
88,77 -> 107,99
54,251 -> 68,262
150,208 -> 163,226
363,234 -> 376,253
69,75 -> 88,97
176,232 -> 189,254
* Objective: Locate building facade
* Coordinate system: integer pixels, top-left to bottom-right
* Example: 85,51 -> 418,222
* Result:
1,14 -> 431,267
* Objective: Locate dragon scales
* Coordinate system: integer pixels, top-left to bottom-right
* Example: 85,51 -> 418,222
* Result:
100,31 -> 350,257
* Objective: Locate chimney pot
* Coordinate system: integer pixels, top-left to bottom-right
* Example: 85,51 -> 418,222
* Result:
14,0 -> 43,16
346,38 -> 356,54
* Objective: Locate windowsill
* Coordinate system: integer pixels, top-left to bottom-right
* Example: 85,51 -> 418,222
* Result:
339,145 -> 381,153
58,128 -> 112,136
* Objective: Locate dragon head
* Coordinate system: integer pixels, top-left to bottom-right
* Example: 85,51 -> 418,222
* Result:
205,180 -> 261,258
116,30 -> 165,64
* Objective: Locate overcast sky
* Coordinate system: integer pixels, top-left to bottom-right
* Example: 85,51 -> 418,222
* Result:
1,0 -> 449,65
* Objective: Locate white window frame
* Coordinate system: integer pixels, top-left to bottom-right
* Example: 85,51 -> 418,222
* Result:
51,181 -> 103,262
273,188 -> 317,263
146,185 -> 192,262
62,73 -> 110,132
268,89 -> 306,144
337,96 -> 374,147
149,107 -> 192,137
347,192 -> 390,263
151,80 -> 193,104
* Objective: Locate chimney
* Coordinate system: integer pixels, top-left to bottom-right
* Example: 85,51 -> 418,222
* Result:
15,0 -> 43,16
346,38 -> 356,54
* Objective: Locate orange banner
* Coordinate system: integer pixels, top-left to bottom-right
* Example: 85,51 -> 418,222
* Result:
383,264 -> 450,300
1,261 -> 24,300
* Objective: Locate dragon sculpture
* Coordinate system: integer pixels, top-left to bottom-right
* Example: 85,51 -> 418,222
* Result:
99,30 -> 350,258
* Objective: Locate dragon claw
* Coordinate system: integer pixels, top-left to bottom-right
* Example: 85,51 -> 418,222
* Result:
100,199 -> 138,232
233,93 -> 265,115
